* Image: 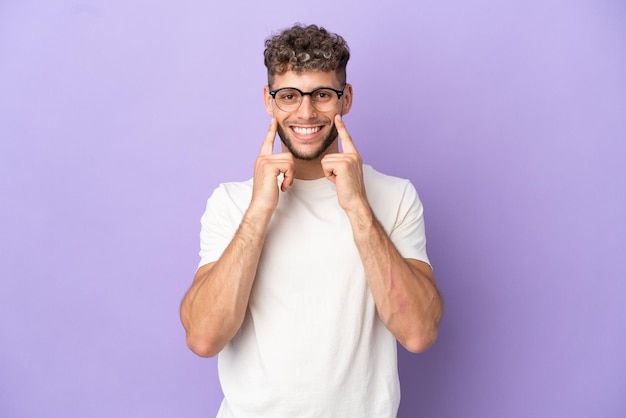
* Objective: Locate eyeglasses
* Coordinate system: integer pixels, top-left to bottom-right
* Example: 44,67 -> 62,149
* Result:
269,85 -> 346,112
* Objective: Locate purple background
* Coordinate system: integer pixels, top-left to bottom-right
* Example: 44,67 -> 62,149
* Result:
1,1 -> 625,417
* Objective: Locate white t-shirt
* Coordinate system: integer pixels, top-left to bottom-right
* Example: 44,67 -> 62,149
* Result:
198,165 -> 430,418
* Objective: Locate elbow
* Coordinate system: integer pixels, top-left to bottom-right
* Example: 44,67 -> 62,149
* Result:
400,327 -> 439,353
399,310 -> 442,353
402,296 -> 444,353
186,333 -> 224,358
180,306 -> 228,357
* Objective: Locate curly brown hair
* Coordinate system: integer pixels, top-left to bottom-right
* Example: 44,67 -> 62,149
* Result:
264,24 -> 350,87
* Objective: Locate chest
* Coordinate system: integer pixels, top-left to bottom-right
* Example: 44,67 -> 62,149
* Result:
254,189 -> 365,301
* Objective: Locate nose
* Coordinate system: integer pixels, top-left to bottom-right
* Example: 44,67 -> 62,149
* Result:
296,95 -> 317,119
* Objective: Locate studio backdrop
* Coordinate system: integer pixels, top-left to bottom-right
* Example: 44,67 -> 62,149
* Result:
1,0 -> 625,417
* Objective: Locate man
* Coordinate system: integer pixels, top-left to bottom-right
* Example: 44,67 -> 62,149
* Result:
180,23 -> 443,417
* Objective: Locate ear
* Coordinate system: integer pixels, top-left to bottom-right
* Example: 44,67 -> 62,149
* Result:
340,83 -> 353,116
263,85 -> 274,116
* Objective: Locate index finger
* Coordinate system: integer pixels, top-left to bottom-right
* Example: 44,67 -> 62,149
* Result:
259,118 -> 278,156
334,114 -> 357,154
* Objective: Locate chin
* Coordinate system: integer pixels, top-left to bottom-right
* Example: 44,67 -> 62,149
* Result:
278,125 -> 337,161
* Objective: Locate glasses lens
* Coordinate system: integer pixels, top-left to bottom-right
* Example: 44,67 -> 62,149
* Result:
311,89 -> 338,112
274,89 -> 301,112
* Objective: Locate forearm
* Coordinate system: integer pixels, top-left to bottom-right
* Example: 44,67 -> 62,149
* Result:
180,208 -> 272,357
348,203 -> 443,353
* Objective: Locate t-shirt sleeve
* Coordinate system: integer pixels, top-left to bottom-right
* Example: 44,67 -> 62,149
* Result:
390,181 -> 430,266
198,184 -> 243,268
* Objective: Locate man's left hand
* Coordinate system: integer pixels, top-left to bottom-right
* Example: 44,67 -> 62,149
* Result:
321,115 -> 368,212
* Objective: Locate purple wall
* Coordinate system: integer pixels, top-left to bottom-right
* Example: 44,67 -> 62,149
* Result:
1,1 -> 624,417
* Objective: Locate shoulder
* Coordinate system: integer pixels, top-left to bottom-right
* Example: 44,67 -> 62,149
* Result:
210,177 -> 253,196
362,165 -> 424,223
362,165 -> 414,197
204,178 -> 253,211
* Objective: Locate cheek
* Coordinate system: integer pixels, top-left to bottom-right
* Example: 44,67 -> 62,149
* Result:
276,124 -> 289,142
276,118 -> 290,131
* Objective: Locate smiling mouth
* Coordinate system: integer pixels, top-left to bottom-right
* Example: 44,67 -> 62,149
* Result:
291,126 -> 322,136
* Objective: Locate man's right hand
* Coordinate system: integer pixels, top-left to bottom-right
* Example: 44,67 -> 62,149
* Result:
250,118 -> 295,213
182,120 -> 292,357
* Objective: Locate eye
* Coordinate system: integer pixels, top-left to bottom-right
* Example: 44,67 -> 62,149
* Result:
313,90 -> 333,101
277,89 -> 300,102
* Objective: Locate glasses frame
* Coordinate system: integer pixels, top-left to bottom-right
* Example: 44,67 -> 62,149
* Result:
268,85 -> 346,112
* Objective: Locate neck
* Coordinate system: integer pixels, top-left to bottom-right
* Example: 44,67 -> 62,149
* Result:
293,159 -> 326,180
283,139 -> 339,180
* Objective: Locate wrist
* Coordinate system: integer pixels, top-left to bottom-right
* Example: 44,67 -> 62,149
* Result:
242,204 -> 274,231
246,204 -> 273,220
345,199 -> 375,232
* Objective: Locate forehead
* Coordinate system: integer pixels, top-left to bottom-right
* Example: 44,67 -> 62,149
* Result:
271,70 -> 341,90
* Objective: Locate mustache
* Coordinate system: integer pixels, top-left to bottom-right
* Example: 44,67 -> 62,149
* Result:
284,118 -> 331,126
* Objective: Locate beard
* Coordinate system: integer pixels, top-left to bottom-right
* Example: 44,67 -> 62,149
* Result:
277,123 -> 338,161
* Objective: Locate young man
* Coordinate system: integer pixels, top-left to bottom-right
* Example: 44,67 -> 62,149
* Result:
180,24 -> 443,417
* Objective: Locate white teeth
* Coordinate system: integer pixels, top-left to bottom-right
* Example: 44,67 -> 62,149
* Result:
293,126 -> 321,135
